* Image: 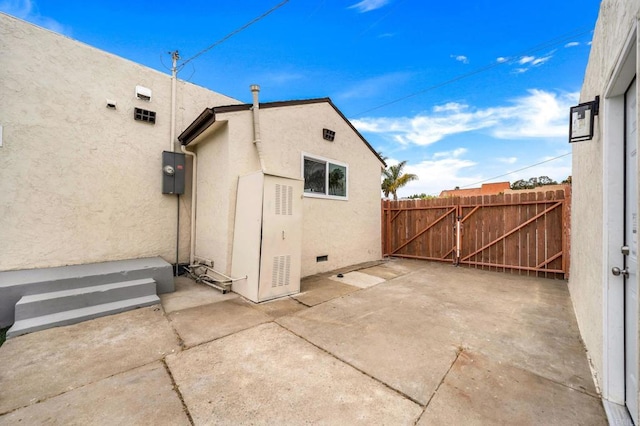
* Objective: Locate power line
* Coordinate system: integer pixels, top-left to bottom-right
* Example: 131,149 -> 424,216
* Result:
179,0 -> 291,69
354,27 -> 593,117
460,152 -> 571,188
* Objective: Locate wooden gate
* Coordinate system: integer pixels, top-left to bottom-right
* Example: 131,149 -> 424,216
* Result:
381,188 -> 571,279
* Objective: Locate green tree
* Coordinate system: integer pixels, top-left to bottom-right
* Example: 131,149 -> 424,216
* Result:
510,175 -> 558,190
382,161 -> 418,200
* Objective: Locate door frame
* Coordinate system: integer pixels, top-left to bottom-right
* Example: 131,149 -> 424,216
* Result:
603,23 -> 638,421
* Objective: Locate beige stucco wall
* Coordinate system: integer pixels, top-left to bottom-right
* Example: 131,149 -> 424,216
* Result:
192,101 -> 383,277
569,0 -> 639,392
0,13 -> 238,271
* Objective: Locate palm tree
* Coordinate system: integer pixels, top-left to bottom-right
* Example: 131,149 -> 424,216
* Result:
382,161 -> 418,200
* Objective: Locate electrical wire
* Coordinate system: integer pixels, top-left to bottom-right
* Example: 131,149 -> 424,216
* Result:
179,0 -> 291,70
354,27 -> 593,117
460,152 -> 571,188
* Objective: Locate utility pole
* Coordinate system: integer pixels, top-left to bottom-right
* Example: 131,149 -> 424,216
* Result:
169,50 -> 180,152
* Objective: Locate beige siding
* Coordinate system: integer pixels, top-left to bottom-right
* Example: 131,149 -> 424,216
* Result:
570,1 -> 639,392
0,13 -> 239,271
192,102 -> 383,277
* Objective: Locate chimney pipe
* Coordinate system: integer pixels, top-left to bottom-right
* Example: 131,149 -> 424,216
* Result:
250,85 -> 266,172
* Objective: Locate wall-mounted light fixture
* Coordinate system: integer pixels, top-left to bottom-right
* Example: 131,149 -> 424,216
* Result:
569,96 -> 599,143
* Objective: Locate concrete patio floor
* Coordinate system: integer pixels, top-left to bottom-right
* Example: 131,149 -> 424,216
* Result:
0,259 -> 607,425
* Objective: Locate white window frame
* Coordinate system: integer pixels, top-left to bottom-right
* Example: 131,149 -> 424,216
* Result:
301,152 -> 349,200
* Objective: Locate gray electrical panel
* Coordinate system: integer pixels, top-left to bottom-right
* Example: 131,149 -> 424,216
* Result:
162,151 -> 185,195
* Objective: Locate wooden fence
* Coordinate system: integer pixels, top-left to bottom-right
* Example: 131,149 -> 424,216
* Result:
381,187 -> 571,279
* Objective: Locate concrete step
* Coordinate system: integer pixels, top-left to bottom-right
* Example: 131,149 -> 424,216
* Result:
13,279 -> 157,321
0,257 -> 174,328
6,295 -> 160,338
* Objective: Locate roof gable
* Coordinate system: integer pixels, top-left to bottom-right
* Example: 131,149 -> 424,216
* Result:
178,98 -> 386,167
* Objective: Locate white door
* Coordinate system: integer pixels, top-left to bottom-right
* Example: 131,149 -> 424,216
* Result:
625,78 -> 639,424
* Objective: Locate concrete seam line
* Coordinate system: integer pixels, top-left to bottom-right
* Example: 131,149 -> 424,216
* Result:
161,358 -> 195,426
273,321 -> 425,408
418,347 -> 464,424
162,307 -> 186,350
0,359 -> 168,417
288,295 -> 312,308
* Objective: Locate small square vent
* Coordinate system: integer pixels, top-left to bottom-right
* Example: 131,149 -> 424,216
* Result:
134,108 -> 156,124
323,128 -> 335,141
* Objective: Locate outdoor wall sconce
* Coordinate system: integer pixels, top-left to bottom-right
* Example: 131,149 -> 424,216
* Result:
569,96 -> 599,143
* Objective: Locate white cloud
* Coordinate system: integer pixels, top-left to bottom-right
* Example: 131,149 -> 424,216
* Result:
519,56 -> 535,65
385,154 -> 480,197
451,54 -> 469,64
497,157 -> 518,164
502,52 -> 554,73
348,0 -> 390,13
352,89 -> 579,146
433,148 -> 467,159
0,0 -> 70,35
491,89 -> 578,139
565,42 -> 580,48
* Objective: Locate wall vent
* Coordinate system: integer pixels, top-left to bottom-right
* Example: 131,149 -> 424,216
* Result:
271,255 -> 291,288
134,108 -> 156,124
135,85 -> 152,101
323,128 -> 335,141
275,184 -> 293,215
316,255 -> 328,262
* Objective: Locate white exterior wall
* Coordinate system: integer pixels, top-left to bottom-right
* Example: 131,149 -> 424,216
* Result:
192,102 -> 383,277
570,0 -> 639,403
0,13 -> 238,271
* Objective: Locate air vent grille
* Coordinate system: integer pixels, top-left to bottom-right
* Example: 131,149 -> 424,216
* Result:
275,184 -> 293,215
271,255 -> 291,288
134,108 -> 156,124
323,128 -> 335,141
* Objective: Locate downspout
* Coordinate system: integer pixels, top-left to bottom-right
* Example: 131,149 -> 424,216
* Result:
181,144 -> 197,266
250,85 -> 267,172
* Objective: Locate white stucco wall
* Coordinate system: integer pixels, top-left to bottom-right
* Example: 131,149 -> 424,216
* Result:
0,13 -> 238,271
570,0 -> 639,396
191,101 -> 383,277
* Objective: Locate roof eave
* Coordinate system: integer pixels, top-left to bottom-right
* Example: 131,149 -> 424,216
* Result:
178,108 -> 216,146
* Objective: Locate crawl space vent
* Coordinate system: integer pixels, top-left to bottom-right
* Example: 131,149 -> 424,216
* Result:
134,108 -> 156,124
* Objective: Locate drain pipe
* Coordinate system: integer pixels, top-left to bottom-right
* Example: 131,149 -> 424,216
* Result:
181,144 -> 197,266
250,85 -> 267,172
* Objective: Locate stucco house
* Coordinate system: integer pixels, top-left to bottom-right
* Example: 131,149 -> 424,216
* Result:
570,1 -> 640,423
0,13 -> 384,333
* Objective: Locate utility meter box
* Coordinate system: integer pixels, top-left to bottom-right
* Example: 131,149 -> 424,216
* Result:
162,151 -> 185,195
231,171 -> 303,302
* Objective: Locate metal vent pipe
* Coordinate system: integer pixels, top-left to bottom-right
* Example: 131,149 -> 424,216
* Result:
250,85 -> 267,172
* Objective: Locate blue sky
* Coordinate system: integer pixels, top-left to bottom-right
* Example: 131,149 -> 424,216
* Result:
1,0 -> 601,196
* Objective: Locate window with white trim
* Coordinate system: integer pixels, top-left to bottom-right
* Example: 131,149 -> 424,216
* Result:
303,154 -> 348,199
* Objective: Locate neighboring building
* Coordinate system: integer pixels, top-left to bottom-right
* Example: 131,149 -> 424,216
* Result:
0,12 -> 238,274
0,13 -> 384,328
570,1 -> 640,424
439,182 -> 510,197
